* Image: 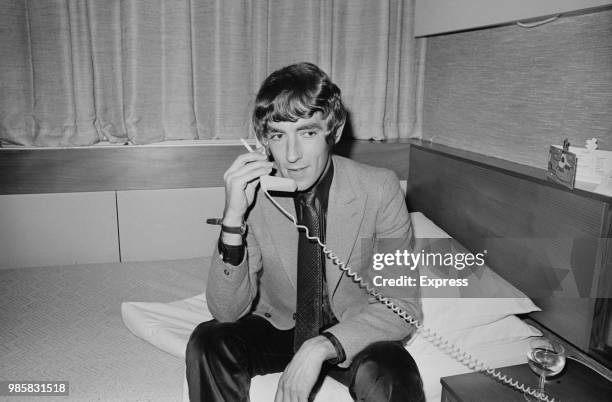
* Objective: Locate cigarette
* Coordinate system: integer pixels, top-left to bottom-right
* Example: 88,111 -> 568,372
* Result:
240,138 -> 254,152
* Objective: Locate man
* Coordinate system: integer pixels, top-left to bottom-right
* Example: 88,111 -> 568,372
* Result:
186,62 -> 424,402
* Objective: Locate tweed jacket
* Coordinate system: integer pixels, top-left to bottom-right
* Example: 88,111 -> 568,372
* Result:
207,154 -> 422,368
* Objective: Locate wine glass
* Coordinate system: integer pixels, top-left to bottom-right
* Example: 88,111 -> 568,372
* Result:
524,337 -> 566,401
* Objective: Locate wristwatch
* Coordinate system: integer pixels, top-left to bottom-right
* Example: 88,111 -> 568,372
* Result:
221,222 -> 247,236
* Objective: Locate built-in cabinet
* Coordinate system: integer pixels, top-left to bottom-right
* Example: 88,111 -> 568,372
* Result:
415,0 -> 612,36
0,189 -> 225,269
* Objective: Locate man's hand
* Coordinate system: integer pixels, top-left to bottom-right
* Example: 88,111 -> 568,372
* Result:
221,151 -> 273,243
274,336 -> 337,402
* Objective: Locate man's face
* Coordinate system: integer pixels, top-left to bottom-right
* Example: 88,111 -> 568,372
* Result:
264,113 -> 333,191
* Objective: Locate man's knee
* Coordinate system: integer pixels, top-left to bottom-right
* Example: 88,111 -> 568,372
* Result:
186,320 -> 239,363
350,341 -> 424,402
354,341 -> 419,372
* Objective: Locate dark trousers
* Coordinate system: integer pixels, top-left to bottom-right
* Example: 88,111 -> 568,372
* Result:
185,315 -> 425,402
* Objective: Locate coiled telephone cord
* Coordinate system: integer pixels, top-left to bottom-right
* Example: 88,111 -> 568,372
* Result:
263,190 -> 557,402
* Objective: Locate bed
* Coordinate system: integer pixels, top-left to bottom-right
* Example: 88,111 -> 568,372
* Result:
0,213 -> 540,401
2,140 -> 610,401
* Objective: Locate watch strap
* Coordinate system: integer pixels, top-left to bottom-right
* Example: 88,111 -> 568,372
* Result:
221,222 -> 246,235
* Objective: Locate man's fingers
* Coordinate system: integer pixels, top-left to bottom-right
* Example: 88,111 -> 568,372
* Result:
224,152 -> 268,177
230,159 -> 273,178
224,160 -> 273,186
275,375 -> 292,402
274,383 -> 284,402
288,386 -> 307,402
226,165 -> 272,190
296,387 -> 308,402
275,375 -> 309,402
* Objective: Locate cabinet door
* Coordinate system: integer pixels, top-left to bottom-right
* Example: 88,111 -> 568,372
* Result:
116,188 -> 225,262
415,0 -> 612,36
0,192 -> 119,269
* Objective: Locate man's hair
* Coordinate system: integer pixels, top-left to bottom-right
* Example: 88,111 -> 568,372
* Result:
252,62 -> 346,144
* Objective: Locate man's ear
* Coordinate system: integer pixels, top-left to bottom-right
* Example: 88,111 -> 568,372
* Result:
332,122 -> 346,144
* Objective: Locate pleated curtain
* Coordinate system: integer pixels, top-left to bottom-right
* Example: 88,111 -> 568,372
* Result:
0,0 -> 421,146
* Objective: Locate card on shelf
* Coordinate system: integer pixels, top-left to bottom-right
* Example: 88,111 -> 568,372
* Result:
547,145 -> 577,189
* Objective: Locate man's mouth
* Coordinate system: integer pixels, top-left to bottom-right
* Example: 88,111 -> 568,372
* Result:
286,166 -> 308,176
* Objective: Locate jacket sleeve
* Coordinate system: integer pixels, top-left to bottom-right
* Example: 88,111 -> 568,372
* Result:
325,171 -> 422,368
206,218 -> 263,322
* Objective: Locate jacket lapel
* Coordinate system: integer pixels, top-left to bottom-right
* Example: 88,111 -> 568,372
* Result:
326,156 -> 367,296
261,192 -> 298,289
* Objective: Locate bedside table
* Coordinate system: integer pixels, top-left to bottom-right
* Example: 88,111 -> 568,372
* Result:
440,358 -> 611,402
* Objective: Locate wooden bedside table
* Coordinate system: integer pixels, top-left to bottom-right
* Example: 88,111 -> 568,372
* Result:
440,358 -> 611,402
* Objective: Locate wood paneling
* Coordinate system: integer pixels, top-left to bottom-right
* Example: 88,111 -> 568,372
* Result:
407,143 -> 612,352
0,145 -> 243,194
0,140 -> 411,194
422,8 -> 612,168
334,139 -> 411,178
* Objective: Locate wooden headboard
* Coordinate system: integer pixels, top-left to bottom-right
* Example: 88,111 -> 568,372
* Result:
0,140 -> 410,194
406,140 -> 612,366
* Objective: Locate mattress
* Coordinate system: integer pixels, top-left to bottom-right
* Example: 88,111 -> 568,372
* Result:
121,212 -> 541,401
123,294 -> 535,402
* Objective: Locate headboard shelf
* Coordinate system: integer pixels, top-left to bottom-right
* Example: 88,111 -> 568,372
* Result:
0,140 -> 410,195
408,140 -> 612,205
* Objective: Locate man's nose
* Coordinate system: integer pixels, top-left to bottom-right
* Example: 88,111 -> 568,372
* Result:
285,136 -> 302,163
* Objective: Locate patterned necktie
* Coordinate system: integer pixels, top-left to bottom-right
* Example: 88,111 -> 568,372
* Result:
293,190 -> 323,352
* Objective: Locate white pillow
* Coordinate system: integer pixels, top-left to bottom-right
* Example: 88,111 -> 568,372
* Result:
446,315 -> 541,349
409,212 -> 541,332
407,314 -> 541,354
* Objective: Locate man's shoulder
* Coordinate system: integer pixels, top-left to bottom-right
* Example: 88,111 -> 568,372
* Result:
332,154 -> 399,185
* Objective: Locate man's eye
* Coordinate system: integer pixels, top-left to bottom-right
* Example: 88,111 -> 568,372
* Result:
268,133 -> 283,141
301,131 -> 318,137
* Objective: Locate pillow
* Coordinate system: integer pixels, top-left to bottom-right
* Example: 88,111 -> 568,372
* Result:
410,212 -> 451,239
406,314 -> 542,354
122,293 -> 213,358
409,212 -> 541,332
447,315 -> 541,350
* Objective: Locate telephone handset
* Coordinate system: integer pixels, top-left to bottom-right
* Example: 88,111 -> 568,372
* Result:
239,139 -> 298,193
260,175 -> 297,193
239,138 -> 553,401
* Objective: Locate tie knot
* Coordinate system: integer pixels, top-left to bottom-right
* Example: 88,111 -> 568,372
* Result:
297,190 -> 317,208
296,190 -> 319,225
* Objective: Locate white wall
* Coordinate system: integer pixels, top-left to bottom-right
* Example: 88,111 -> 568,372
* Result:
415,0 -> 612,36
